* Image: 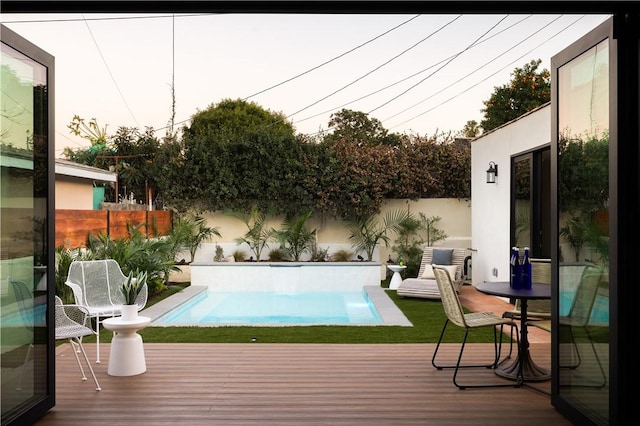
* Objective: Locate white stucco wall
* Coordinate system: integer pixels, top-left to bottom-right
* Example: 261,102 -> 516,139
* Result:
470,104 -> 550,286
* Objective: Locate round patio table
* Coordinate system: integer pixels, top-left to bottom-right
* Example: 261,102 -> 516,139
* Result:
475,281 -> 551,382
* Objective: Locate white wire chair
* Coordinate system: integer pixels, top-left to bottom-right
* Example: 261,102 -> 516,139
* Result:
55,295 -> 102,391
64,259 -> 148,363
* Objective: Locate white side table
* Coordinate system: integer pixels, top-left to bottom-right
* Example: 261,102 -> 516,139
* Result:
102,316 -> 151,376
387,265 -> 407,290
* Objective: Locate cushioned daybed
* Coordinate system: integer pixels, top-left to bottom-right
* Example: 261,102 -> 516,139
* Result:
396,247 -> 467,299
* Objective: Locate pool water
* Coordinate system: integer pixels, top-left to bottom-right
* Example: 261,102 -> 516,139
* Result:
560,291 -> 609,324
153,289 -> 383,325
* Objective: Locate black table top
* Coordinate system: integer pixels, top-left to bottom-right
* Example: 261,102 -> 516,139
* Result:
476,281 -> 551,300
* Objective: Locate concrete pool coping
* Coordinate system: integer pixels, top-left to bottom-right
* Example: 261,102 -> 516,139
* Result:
141,285 -> 412,327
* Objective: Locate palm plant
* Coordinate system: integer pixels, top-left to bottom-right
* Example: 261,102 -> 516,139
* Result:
345,209 -> 413,261
228,207 -> 273,261
272,211 -> 317,261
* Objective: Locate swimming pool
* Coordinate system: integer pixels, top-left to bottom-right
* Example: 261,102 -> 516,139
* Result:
153,288 -> 384,326
560,291 -> 609,324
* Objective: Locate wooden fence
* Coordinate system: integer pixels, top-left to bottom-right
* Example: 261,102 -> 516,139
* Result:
55,209 -> 173,248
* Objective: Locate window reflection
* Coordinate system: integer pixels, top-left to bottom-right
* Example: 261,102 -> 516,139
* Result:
557,38 -> 609,423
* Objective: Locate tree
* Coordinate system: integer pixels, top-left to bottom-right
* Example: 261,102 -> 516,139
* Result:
229,207 -> 274,261
272,211 -> 317,261
459,120 -> 481,138
324,108 -> 403,147
480,59 -> 550,132
345,209 -> 414,261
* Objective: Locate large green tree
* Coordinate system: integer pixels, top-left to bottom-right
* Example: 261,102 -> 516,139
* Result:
323,108 -> 404,147
480,59 -> 550,132
164,98 -> 311,215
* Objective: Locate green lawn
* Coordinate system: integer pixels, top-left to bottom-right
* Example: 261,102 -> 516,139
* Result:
81,281 -> 509,344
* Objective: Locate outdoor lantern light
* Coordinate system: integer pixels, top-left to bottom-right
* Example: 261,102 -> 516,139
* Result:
486,161 -> 498,183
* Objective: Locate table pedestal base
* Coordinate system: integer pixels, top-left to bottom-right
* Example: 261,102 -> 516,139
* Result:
496,351 -> 550,382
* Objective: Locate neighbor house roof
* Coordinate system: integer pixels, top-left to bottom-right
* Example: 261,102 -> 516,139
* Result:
55,158 -> 117,182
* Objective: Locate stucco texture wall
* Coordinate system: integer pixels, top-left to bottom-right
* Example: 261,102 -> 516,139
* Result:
55,177 -> 94,210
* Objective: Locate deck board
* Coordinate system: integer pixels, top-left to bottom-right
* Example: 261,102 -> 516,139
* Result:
36,342 -> 567,425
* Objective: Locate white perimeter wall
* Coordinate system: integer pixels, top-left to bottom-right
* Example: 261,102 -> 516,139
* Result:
470,104 -> 550,286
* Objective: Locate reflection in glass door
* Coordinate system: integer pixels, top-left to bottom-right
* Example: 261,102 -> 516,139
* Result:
556,38 -> 609,424
1,28 -> 53,425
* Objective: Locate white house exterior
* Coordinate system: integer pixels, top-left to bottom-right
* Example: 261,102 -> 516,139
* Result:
470,103 -> 550,286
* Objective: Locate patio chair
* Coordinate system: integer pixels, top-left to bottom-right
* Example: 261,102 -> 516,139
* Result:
55,296 -> 101,391
65,259 -> 148,363
396,247 -> 467,299
431,265 -> 520,389
528,264 -> 606,388
8,279 -> 37,391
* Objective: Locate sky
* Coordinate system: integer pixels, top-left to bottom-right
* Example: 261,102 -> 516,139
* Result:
2,13 -> 610,157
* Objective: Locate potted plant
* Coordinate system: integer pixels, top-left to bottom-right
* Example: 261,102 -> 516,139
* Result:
120,270 -> 147,320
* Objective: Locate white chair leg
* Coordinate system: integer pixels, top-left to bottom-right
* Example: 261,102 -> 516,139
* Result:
73,338 -> 101,391
95,317 -> 101,363
69,339 -> 88,381
16,343 -> 34,391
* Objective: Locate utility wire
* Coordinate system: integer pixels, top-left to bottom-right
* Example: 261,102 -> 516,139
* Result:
82,15 -> 139,128
366,15 -> 509,116
1,14 -> 212,24
389,15 -> 588,130
292,15 -> 533,127
242,14 -> 421,101
382,15 -> 562,122
283,15 -> 463,122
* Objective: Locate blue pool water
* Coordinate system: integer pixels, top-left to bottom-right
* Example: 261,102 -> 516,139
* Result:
153,289 -> 383,325
560,291 -> 609,324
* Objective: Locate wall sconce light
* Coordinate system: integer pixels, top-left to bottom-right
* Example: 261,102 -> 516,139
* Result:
486,161 -> 498,184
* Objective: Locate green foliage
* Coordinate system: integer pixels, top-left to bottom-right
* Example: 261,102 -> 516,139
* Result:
324,108 -> 403,147
558,131 -> 609,213
54,245 -> 81,303
214,245 -> 224,262
346,209 -> 414,261
331,249 -> 354,262
229,207 -> 273,261
120,270 -> 147,305
168,214 -> 221,262
232,250 -> 247,262
480,59 -> 550,132
67,115 -> 109,145
267,247 -> 287,261
272,211 -> 317,261
85,223 -> 176,293
391,213 -> 448,277
309,243 -> 330,262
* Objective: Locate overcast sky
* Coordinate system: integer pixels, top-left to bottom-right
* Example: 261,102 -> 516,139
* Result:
2,13 -> 610,156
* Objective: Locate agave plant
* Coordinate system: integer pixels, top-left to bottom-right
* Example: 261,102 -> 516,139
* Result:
120,270 -> 147,305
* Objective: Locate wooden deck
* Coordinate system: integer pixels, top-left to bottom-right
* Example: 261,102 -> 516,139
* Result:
35,286 -> 566,425
36,342 -> 565,425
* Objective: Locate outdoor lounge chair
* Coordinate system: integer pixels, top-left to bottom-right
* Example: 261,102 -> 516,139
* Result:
396,247 -> 467,299
430,265 -> 520,390
64,259 -> 148,363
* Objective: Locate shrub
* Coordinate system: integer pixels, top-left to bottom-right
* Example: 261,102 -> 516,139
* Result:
232,250 -> 247,262
268,247 -> 287,261
331,249 -> 354,262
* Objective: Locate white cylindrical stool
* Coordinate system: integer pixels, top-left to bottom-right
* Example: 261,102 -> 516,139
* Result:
387,265 -> 407,290
103,316 -> 151,376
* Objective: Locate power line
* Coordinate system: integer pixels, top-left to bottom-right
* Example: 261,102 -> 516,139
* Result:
292,15 -> 534,127
367,15 -> 509,116
82,15 -> 140,128
283,15 -> 463,122
382,15 -> 559,123
242,14 -> 421,101
389,15 -> 589,131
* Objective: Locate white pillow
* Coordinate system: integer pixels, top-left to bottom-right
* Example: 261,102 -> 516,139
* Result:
422,264 -> 457,280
